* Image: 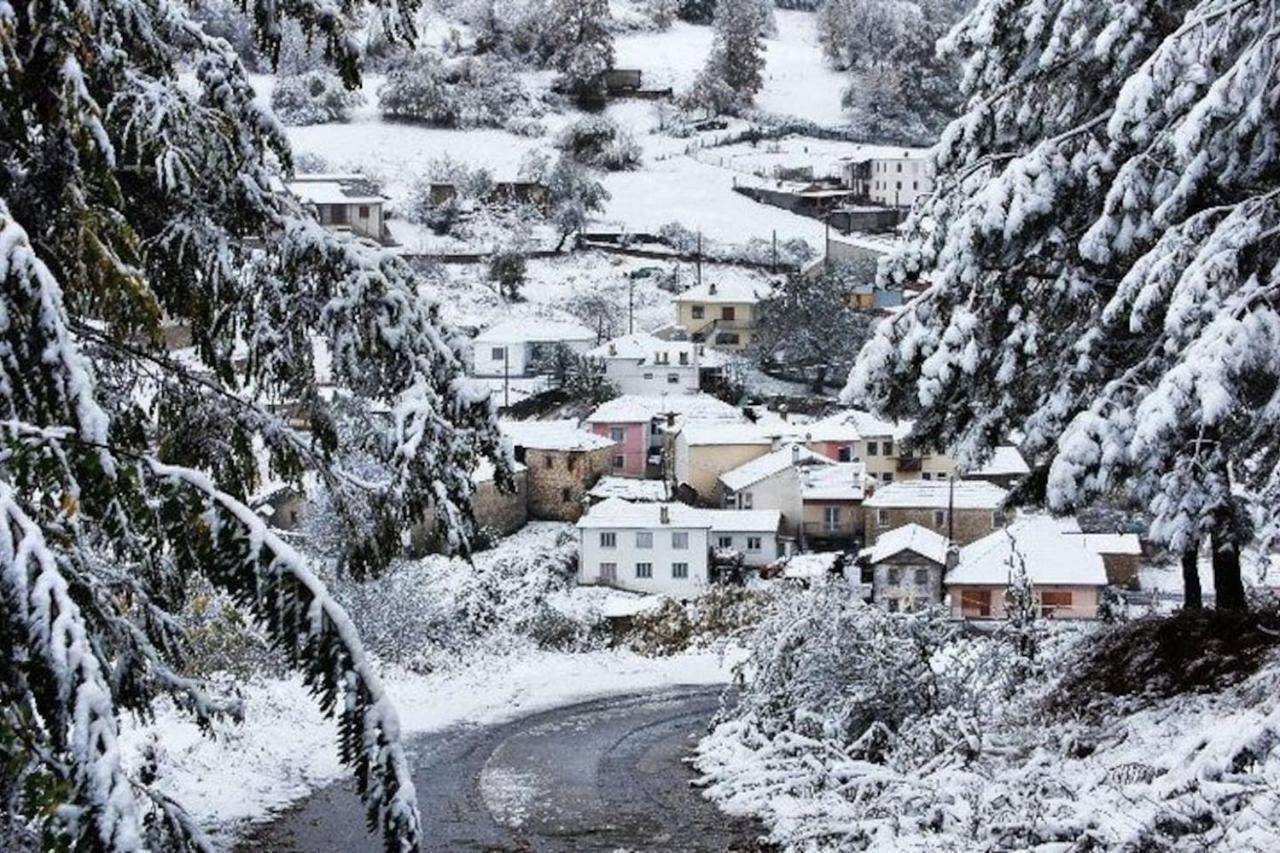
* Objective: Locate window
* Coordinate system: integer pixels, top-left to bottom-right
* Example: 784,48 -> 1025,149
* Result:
866,441 -> 879,456
328,204 -> 349,224
636,531 -> 653,549
887,567 -> 902,585
960,589 -> 992,617
679,352 -> 689,365
922,472 -> 932,481
672,531 -> 689,549
598,562 -> 617,582
993,509 -> 1007,528
883,440 -> 894,456
513,446 -> 527,463
746,536 -> 762,552
823,506 -> 840,531
881,472 -> 894,483
567,455 -> 578,473
491,346 -> 506,362
860,564 -> 874,584
896,180 -> 903,190
936,472 -> 948,479
635,562 -> 653,579
544,456 -> 554,469
667,373 -> 680,384
721,306 -> 736,321
609,427 -> 625,442
912,181 -> 919,190
600,532 -> 617,548
692,305 -> 705,319
1039,590 -> 1073,617
612,455 -> 625,469
896,163 -> 903,173
643,372 -> 654,380
877,509 -> 890,527
672,562 -> 689,579
933,509 -> 947,528
740,492 -> 754,509
887,598 -> 900,613
837,446 -> 853,462
650,422 -> 662,435
913,568 -> 930,585
358,205 -> 370,219
561,488 -> 572,503
717,332 -> 740,345
717,535 -> 733,549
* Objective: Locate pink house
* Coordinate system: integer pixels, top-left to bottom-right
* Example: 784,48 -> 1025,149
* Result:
585,394 -> 744,479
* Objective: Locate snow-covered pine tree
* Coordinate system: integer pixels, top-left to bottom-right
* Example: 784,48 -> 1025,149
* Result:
847,0 -> 1280,610
696,0 -> 772,107
547,0 -> 615,103
0,0 -> 508,849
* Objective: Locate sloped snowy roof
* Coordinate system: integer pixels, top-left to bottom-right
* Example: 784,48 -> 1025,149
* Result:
585,393 -> 743,424
861,524 -> 950,566
677,420 -> 803,447
288,180 -> 384,205
472,458 -> 526,484
864,480 -> 1008,510
501,419 -> 615,452
782,552 -> 841,580
1077,533 -> 1142,556
674,279 -> 769,304
801,462 -> 874,501
586,333 -> 728,368
945,516 -> 1108,587
803,409 -> 910,443
588,476 -> 672,502
576,498 -> 779,533
473,318 -> 598,345
720,443 -> 833,492
973,446 -> 1031,478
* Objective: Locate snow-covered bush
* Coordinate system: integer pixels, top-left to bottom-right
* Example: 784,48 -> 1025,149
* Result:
379,51 -> 537,128
658,221 -> 815,268
627,586 -> 775,656
555,116 -> 642,171
271,71 -> 364,125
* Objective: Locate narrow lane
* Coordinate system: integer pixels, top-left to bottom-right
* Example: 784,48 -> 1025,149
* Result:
239,687 -> 770,852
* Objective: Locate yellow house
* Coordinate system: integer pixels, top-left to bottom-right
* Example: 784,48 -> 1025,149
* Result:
671,422 -> 786,503
673,280 -> 770,351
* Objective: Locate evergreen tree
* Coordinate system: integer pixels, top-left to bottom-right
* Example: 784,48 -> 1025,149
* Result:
692,0 -> 771,109
546,0 -> 615,103
0,0 -> 507,848
847,0 -> 1280,610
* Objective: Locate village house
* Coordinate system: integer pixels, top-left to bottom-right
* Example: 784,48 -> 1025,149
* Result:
841,149 -> 934,209
288,174 -> 389,243
500,420 -> 615,521
718,443 -> 833,534
576,498 -> 782,596
966,446 -> 1033,489
856,523 -> 951,612
585,393 -> 743,478
799,461 -> 876,549
471,319 -> 598,378
673,279 -> 769,350
864,480 -> 1009,546
409,459 -> 529,554
945,516 -> 1109,620
1074,532 -> 1144,587
670,420 -> 798,503
585,333 -> 725,396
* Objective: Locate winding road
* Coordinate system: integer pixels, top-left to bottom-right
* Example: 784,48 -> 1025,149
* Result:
239,687 -> 770,852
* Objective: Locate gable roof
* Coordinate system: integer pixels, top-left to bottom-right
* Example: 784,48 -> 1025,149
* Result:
587,476 -> 672,502
803,409 -> 910,443
474,318 -> 597,345
500,419 -> 615,452
864,480 -> 1008,510
719,444 -> 833,492
575,498 -> 779,533
585,393 -> 743,425
801,462 -> 875,501
973,446 -> 1030,478
586,333 -> 727,367
673,279 -> 768,304
945,516 -> 1108,586
861,524 -> 949,566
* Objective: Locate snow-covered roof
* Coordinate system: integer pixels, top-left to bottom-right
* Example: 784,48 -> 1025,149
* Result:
674,279 -> 769,304
946,516 -> 1108,587
803,409 -> 910,443
782,552 -> 841,580
677,420 -> 801,447
501,419 -> 615,452
846,147 -> 932,163
861,524 -> 950,566
598,592 -> 665,619
973,446 -> 1031,478
576,498 -> 779,533
586,333 -> 728,368
827,232 -> 898,256
801,462 -> 874,501
585,393 -> 743,425
719,443 -> 832,492
472,457 -> 526,484
473,318 -> 598,346
864,480 -> 1008,510
288,180 -> 384,206
588,476 -> 672,502
1078,533 -> 1143,556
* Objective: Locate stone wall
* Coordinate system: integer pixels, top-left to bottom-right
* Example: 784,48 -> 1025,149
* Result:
867,507 -> 1000,546
871,551 -> 944,610
525,446 -> 613,521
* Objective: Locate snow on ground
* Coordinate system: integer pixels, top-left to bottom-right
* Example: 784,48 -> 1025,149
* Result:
754,11 -> 850,126
121,648 -> 734,849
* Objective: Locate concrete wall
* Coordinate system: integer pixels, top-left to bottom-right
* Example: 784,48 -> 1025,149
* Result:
866,158 -> 933,208
805,439 -> 959,483
409,469 -> 528,553
710,530 -> 783,567
674,301 -> 757,350
524,446 -> 612,521
590,422 -> 647,477
579,525 -> 711,596
472,339 -> 593,378
947,584 -> 1101,620
602,359 -> 700,396
722,469 -> 802,536
317,202 -> 383,242
800,499 -> 865,546
675,440 -> 772,503
867,507 -> 1001,546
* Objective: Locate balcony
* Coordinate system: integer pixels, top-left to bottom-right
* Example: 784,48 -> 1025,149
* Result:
896,455 -> 922,473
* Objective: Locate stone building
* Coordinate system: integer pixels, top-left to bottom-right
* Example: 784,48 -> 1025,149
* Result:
501,420 -> 616,521
408,461 -> 528,554
856,523 -> 951,611
864,480 -> 1009,546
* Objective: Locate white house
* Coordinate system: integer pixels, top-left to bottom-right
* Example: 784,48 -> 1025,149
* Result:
586,333 -> 726,396
288,174 -> 388,243
718,443 -> 834,536
841,149 -> 934,209
576,498 -> 782,595
471,318 -> 598,377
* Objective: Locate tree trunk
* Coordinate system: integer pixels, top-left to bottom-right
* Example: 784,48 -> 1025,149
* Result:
1180,542 -> 1202,611
1211,528 -> 1247,611
810,365 -> 828,394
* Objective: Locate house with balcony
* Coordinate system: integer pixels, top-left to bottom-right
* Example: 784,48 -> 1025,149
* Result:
673,279 -> 769,350
799,461 -> 876,549
864,480 -> 1009,546
471,318 -> 598,378
585,393 -> 744,478
288,174 -> 390,243
840,149 -> 934,209
576,498 -> 782,596
945,516 -> 1108,620
670,419 -> 804,503
585,333 -> 725,396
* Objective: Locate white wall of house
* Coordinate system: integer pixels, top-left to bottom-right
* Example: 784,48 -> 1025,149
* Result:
578,524 -> 711,596
710,529 -> 783,566
472,338 -> 593,378
867,157 -> 933,208
723,470 -> 803,535
602,358 -> 700,395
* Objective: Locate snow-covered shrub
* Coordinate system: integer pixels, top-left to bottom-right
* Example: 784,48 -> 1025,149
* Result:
658,220 -> 815,268
555,116 -> 642,171
271,71 -> 364,125
505,116 -> 547,137
487,248 -> 527,300
379,51 -> 536,128
627,598 -> 695,656
627,586 -> 775,656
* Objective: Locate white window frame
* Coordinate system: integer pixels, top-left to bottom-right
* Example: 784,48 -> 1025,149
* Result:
636,531 -> 653,549
635,562 -> 653,579
490,346 -> 506,362
746,536 -> 762,552
600,531 -> 617,548
599,562 -> 617,582
609,427 -> 625,442
671,562 -> 689,580
672,531 -> 689,550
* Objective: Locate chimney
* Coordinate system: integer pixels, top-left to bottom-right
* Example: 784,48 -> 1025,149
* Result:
709,282 -> 718,295
660,505 -> 670,525
609,343 -> 617,355
666,412 -> 676,427
771,436 -> 782,452
791,443 -> 800,465
945,544 -> 959,573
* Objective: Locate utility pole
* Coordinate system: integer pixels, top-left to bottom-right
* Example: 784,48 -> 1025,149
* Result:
947,474 -> 955,544
696,231 -> 702,289
824,216 -> 831,271
628,278 -> 634,334
503,346 -> 510,409
771,229 -> 777,273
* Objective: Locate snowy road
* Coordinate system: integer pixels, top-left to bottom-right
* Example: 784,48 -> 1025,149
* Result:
239,687 -> 770,852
